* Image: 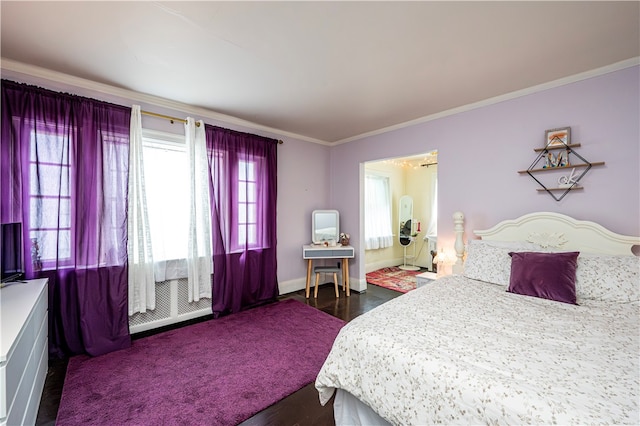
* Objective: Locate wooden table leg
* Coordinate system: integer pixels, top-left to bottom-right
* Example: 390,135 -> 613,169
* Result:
305,259 -> 313,298
341,258 -> 346,294
343,258 -> 350,296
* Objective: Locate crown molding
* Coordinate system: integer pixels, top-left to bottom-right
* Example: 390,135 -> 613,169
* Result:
0,58 -> 329,145
3,56 -> 637,147
334,57 -> 640,146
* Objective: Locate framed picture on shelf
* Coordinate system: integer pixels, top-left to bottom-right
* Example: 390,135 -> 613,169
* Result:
545,127 -> 571,147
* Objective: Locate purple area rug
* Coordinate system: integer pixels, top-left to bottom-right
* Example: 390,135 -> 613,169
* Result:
56,299 -> 345,425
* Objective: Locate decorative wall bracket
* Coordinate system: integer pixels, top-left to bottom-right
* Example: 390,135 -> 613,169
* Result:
518,135 -> 604,201
527,138 -> 591,201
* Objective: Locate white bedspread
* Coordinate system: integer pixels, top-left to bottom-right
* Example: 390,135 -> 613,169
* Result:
315,275 -> 639,425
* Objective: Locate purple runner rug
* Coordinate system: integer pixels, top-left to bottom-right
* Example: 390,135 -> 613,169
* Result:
56,299 -> 345,425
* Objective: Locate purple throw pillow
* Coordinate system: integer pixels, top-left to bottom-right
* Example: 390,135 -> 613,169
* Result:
507,251 -> 580,305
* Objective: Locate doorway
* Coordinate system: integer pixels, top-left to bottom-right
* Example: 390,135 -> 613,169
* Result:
362,152 -> 438,280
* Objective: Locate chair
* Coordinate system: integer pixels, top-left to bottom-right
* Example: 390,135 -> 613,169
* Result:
308,265 -> 341,298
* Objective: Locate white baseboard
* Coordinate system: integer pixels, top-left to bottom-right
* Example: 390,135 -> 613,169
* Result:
349,277 -> 367,292
365,258 -> 433,273
278,275 -> 365,295
278,277 -> 307,295
365,257 -> 403,273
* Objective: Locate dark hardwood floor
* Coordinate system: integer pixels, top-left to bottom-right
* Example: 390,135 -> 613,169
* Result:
36,283 -> 400,426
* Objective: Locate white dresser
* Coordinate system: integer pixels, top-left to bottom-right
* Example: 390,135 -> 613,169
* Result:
0,279 -> 48,426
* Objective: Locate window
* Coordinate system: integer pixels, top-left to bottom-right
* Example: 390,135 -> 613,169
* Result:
141,130 -> 190,263
27,125 -> 128,269
101,131 -> 129,266
210,148 -> 271,254
28,127 -> 72,268
364,174 -> 394,250
237,159 -> 258,247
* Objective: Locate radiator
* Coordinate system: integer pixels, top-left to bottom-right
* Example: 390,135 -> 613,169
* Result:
129,278 -> 211,334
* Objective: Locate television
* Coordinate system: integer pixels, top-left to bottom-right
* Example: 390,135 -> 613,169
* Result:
1,222 -> 25,283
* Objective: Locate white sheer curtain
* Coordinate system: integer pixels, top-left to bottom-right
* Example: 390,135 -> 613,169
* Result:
127,105 -> 156,315
364,174 -> 394,250
185,118 -> 212,302
141,131 -> 189,282
426,168 -> 438,239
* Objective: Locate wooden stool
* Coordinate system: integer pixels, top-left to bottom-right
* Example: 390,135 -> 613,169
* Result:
308,265 -> 341,298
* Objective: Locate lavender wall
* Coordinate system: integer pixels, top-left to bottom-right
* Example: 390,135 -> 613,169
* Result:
331,66 -> 640,286
3,64 -> 638,294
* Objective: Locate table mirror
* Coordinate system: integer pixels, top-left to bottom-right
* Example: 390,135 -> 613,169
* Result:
312,210 -> 339,244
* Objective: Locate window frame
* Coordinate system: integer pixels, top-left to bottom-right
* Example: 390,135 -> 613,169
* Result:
27,123 -> 73,270
234,157 -> 260,250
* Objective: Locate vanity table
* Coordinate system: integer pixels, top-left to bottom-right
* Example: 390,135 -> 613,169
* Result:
302,245 -> 355,296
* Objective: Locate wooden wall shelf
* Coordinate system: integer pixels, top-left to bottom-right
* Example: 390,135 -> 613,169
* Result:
518,161 -> 605,174
537,186 -> 584,192
533,143 -> 581,153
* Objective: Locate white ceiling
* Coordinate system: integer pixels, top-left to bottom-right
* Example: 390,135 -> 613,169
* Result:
1,1 -> 639,144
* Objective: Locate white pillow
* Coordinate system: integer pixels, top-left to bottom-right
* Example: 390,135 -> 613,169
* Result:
575,254 -> 639,303
463,240 -> 542,286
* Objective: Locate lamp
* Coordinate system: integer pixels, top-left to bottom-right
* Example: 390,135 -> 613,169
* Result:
433,249 -> 455,277
432,249 -> 442,266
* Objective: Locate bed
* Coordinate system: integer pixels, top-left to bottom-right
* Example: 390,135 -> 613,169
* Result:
315,211 -> 639,425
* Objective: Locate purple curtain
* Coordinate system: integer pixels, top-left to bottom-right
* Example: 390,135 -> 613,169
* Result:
205,125 -> 278,317
1,80 -> 131,357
